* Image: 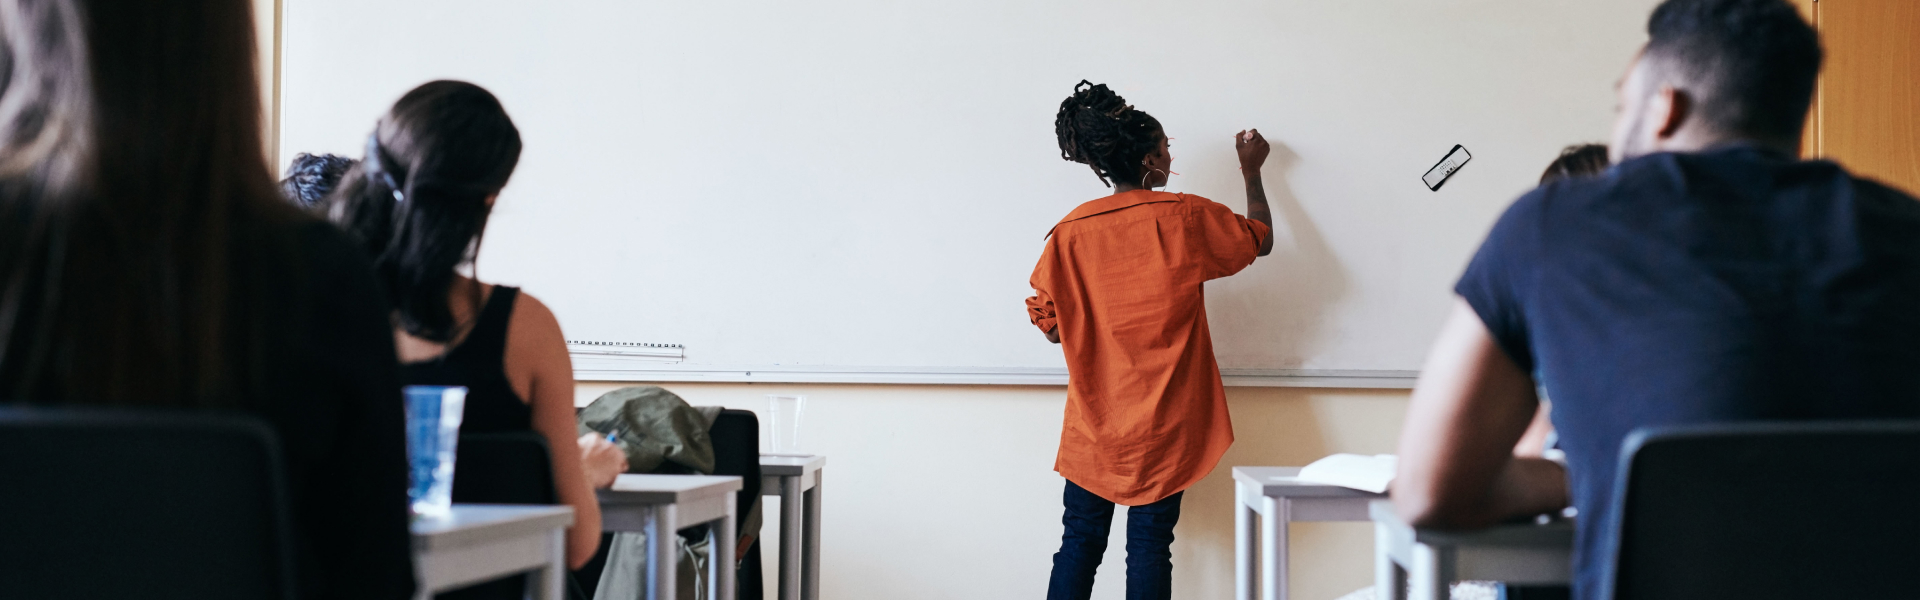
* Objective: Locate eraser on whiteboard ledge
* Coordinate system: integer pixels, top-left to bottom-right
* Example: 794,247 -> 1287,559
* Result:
1422,145 -> 1472,191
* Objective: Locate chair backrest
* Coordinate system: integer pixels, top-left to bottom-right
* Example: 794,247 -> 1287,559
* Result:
1609,421 -> 1920,600
711,409 -> 763,503
452,432 -> 557,505
0,407 -> 295,600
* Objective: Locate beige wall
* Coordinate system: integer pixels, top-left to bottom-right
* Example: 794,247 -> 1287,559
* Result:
578,382 -> 1409,600
253,0 -> 280,168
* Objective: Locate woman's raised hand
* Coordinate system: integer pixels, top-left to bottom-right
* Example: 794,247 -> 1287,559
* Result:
1236,129 -> 1270,173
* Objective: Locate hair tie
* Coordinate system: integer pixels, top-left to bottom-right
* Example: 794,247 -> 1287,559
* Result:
364,132 -> 406,203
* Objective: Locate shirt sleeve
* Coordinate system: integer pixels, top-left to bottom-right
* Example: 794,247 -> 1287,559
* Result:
1189,196 -> 1273,280
1455,191 -> 1545,374
1027,243 -> 1059,333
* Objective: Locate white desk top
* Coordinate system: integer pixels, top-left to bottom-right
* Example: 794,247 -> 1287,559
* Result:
1368,499 -> 1574,547
759,454 -> 826,477
1232,466 -> 1386,499
599,474 -> 743,506
411,504 -> 574,552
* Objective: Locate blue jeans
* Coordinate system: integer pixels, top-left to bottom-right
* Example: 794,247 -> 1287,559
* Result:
1046,480 -> 1183,600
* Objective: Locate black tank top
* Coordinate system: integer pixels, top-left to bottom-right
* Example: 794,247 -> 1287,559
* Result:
400,286 -> 534,435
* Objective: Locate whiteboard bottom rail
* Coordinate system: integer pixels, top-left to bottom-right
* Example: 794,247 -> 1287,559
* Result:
573,365 -> 1417,388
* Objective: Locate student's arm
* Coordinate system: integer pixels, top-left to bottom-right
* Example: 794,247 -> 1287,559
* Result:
1513,403 -> 1555,457
1236,129 -> 1275,257
507,292 -> 604,569
1393,298 -> 1569,529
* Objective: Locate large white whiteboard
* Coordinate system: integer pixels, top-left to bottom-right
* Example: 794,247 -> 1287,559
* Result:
280,0 -> 1658,386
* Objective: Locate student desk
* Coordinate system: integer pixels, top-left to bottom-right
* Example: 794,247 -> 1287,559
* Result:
1233,466 -> 1385,600
760,454 -> 826,600
411,504 -> 575,600
1369,500 -> 1573,600
599,474 -> 744,600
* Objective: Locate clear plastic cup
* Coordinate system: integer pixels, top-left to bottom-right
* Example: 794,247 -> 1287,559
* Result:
766,394 -> 807,455
404,385 -> 467,517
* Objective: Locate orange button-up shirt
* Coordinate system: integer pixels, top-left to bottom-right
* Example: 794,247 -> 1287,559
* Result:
1027,190 -> 1270,505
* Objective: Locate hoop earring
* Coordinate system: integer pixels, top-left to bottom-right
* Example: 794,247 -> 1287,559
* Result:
1141,167 -> 1167,189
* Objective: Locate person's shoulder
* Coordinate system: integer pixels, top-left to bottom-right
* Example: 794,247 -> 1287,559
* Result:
1842,173 -> 1920,233
1171,192 -> 1222,208
505,288 -> 566,347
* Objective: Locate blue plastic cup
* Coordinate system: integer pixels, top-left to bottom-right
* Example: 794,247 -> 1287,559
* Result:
403,385 -> 467,517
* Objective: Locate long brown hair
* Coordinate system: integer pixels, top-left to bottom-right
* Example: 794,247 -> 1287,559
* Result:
0,0 -> 299,406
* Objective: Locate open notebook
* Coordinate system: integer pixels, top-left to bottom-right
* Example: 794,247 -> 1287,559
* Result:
1296,453 -> 1397,494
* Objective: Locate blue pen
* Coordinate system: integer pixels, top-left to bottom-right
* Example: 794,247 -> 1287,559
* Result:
606,432 -> 618,444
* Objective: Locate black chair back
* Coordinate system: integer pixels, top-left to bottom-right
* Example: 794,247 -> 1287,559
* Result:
452,432 -> 558,505
1610,421 -> 1920,600
0,407 -> 295,600
442,431 -> 561,600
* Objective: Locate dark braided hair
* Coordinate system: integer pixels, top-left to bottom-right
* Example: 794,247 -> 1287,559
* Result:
279,152 -> 357,208
1538,144 -> 1610,185
1054,81 -> 1163,188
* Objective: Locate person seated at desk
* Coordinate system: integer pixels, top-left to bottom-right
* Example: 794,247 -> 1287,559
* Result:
281,153 -> 358,210
1391,2 -> 1920,600
324,81 -> 623,572
0,1 -> 415,598
1512,143 -> 1609,460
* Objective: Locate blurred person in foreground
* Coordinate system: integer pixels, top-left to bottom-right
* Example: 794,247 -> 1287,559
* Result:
0,1 -> 415,598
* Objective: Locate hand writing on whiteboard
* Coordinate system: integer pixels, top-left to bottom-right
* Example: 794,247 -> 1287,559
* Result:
1236,129 -> 1270,172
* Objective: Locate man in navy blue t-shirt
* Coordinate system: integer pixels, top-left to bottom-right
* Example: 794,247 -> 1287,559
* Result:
1390,1 -> 1920,599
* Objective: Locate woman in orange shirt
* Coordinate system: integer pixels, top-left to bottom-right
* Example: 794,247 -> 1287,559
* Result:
1030,81 -> 1274,600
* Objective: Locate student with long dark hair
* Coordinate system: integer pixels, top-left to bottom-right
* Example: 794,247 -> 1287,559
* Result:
1028,81 -> 1274,600
326,80 -> 616,572
0,0 -> 414,598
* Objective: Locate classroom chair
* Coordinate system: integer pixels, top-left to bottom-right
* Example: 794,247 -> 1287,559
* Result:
0,407 -> 296,600
1609,421 -> 1920,600
447,432 -> 593,600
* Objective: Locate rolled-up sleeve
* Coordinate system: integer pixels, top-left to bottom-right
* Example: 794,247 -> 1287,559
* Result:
1027,243 -> 1059,333
1191,198 -> 1272,280
1026,287 -> 1058,333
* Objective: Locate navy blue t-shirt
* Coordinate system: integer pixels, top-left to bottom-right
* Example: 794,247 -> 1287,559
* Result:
1456,144 -> 1920,600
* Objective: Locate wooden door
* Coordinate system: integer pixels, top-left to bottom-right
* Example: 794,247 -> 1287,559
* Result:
1807,0 -> 1920,196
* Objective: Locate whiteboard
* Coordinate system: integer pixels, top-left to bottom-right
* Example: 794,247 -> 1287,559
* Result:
280,0 -> 1659,386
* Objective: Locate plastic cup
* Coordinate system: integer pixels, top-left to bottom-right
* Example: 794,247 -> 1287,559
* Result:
404,385 -> 467,517
766,394 -> 807,455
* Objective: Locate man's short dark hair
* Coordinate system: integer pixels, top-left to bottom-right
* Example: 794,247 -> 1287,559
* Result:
279,153 -> 357,208
1540,144 -> 1610,185
1645,0 -> 1822,144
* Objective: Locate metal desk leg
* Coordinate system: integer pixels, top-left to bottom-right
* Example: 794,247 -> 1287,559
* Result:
714,494 -> 738,600
1259,497 -> 1287,600
1235,485 -> 1255,600
801,469 -> 822,600
778,475 -> 803,600
535,526 -> 566,600
1375,522 -> 1407,600
647,505 -> 680,600
1409,543 -> 1453,600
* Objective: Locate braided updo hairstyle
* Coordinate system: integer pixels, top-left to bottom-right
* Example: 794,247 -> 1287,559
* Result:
1054,81 -> 1163,187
